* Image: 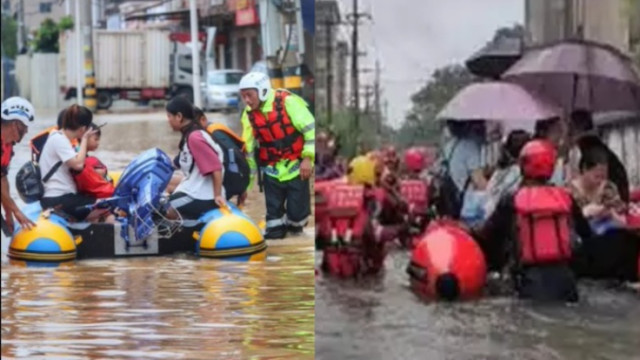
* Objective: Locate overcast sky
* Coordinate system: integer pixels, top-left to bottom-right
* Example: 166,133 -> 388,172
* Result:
335,0 -> 524,127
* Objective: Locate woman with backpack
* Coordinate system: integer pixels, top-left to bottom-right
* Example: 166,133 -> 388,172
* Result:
38,105 -> 108,222
431,120 -> 488,221
165,97 -> 226,220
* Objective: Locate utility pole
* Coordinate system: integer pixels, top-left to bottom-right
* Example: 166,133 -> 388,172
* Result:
82,0 -> 97,110
16,0 -> 25,54
323,19 -> 342,127
74,0 -> 83,104
189,0 -> 201,107
325,19 -> 334,126
362,85 -> 374,114
65,0 -> 70,16
346,0 -> 371,136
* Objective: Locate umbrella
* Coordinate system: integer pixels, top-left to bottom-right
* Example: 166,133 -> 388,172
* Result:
436,81 -> 562,125
503,39 -> 640,113
465,35 -> 523,79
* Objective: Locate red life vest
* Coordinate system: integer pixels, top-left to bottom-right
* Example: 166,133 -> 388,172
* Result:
514,186 -> 573,265
247,90 -> 304,165
1,139 -> 13,175
400,179 -> 429,214
72,156 -> 115,199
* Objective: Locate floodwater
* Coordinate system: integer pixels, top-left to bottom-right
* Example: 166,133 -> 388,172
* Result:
1,109 -> 314,359
315,250 -> 640,360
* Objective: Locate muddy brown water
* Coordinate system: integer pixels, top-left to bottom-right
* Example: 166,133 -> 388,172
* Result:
315,247 -> 640,360
1,111 -> 314,359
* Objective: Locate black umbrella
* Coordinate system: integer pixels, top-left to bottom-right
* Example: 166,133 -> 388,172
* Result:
465,35 -> 523,79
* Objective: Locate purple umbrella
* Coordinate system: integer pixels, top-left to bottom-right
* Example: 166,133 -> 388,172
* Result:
503,39 -> 640,113
436,81 -> 562,126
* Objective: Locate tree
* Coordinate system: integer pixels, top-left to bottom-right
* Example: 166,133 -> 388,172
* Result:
33,18 -> 60,53
398,64 -> 475,147
31,16 -> 74,53
492,24 -> 525,42
1,15 -> 18,59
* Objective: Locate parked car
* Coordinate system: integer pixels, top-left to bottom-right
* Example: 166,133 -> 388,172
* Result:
201,69 -> 244,112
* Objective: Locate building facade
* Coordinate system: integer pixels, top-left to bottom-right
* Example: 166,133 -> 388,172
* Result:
525,0 -> 631,54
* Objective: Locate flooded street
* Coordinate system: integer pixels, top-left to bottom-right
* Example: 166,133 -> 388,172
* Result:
2,109 -> 314,359
315,250 -> 640,360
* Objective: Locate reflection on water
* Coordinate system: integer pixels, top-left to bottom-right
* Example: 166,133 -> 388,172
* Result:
2,111 -> 314,359
315,251 -> 640,360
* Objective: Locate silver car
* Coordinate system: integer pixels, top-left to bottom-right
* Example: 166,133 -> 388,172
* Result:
202,69 -> 244,112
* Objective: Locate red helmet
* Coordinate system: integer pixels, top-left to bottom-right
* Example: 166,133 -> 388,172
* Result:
519,140 -> 557,180
404,148 -> 424,172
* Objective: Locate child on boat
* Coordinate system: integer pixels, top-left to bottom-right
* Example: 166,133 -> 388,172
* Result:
71,123 -> 115,199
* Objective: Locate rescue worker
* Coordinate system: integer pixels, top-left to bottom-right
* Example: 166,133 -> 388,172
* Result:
319,155 -> 400,276
403,147 -> 425,180
1,97 -> 37,235
401,147 -> 431,246
476,139 -> 592,302
239,72 -> 315,239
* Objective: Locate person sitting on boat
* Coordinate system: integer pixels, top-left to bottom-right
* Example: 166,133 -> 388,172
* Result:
39,105 -> 111,223
165,97 -> 226,221
71,123 -> 115,199
475,139 -> 592,302
568,149 -> 639,282
30,107 -> 79,162
1,97 -> 37,234
165,105 -> 212,196
483,130 -> 531,219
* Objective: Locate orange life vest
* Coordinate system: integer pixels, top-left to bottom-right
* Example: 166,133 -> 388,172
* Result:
247,90 -> 304,165
30,126 -> 79,162
514,186 -> 573,265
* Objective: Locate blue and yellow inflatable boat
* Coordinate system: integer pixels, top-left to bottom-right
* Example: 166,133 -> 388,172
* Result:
7,148 -> 266,263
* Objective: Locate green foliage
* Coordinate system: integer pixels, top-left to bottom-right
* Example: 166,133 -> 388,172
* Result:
33,18 -> 60,53
1,15 -> 18,58
317,109 -> 359,158
58,16 -> 74,31
398,64 -> 475,147
492,24 -> 525,41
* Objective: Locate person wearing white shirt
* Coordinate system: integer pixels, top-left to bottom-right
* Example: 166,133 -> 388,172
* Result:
39,105 -> 106,222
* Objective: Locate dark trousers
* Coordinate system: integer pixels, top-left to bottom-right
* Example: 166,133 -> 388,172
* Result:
572,229 -> 640,282
263,174 -> 310,236
515,264 -> 579,302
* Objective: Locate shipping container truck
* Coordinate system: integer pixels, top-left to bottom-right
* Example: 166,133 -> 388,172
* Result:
59,30 -> 205,110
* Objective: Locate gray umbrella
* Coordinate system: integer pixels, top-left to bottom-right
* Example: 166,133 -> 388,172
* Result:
503,39 -> 640,113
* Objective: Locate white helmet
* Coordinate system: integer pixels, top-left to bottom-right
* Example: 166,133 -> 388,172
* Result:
239,72 -> 272,102
1,97 -> 35,126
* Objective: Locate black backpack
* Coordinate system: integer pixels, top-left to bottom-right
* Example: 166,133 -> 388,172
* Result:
430,140 -> 470,219
187,126 -> 250,200
15,160 -> 62,203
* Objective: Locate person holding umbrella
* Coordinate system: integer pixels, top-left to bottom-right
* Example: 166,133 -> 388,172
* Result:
434,81 -> 563,220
